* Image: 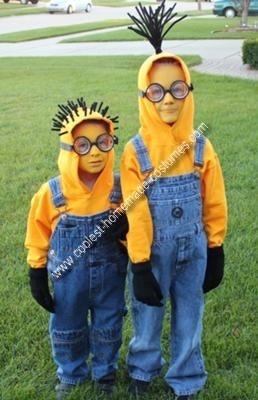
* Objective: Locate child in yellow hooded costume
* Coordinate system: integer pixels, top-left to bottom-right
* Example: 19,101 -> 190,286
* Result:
121,2 -> 227,399
25,98 -> 128,399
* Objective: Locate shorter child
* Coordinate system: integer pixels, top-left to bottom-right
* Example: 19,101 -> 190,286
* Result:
25,98 -> 128,399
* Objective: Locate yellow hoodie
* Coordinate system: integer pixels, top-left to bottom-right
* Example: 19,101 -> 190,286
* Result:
25,108 -> 118,268
121,53 -> 227,263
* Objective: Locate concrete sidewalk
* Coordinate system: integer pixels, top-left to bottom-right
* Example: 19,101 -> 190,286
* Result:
0,36 -> 257,80
191,55 -> 258,80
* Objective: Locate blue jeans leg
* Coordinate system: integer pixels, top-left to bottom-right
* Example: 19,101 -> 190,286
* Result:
165,248 -> 207,395
90,261 -> 127,380
50,325 -> 89,385
49,266 -> 91,385
127,268 -> 166,382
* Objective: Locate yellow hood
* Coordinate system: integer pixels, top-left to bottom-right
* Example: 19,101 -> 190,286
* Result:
25,105 -> 120,268
138,52 -> 194,149
57,107 -> 115,201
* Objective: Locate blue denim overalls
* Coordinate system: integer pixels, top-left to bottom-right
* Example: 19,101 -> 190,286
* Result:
127,134 -> 208,396
46,174 -> 128,385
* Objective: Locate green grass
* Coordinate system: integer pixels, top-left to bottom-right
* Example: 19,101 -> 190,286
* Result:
63,17 -> 258,42
0,19 -> 132,42
0,56 -> 257,400
0,16 -> 257,43
0,2 -> 46,16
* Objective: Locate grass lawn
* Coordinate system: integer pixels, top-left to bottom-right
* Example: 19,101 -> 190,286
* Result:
0,2 -> 46,16
63,17 -> 258,42
0,16 -> 257,42
0,55 -> 257,400
0,19 -> 132,42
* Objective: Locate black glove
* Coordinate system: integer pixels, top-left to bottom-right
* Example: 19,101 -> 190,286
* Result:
105,211 -> 129,240
132,261 -> 163,307
203,246 -> 225,293
29,267 -> 55,312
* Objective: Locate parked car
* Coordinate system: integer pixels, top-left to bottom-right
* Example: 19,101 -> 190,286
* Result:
47,0 -> 92,14
213,0 -> 258,18
3,0 -> 39,3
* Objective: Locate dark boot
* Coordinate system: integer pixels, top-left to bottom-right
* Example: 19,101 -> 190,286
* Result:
55,383 -> 74,400
96,372 -> 116,395
129,378 -> 150,396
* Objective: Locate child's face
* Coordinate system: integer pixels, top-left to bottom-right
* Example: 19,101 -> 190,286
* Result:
149,62 -> 185,125
72,121 -> 110,174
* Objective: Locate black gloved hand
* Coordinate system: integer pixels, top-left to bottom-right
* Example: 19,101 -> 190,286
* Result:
131,261 -> 163,307
105,211 -> 129,240
29,267 -> 55,312
203,246 -> 225,293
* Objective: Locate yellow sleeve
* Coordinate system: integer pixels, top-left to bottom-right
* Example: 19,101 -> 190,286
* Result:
25,182 -> 56,268
201,139 -> 228,247
120,142 -> 153,263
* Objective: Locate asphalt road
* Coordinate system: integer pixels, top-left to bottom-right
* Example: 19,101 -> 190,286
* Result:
0,2 -> 213,34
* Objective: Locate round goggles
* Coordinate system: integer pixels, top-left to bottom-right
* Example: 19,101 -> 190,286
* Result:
140,80 -> 193,103
73,133 -> 118,156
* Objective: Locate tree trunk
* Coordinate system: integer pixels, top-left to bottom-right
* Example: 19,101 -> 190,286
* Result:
197,0 -> 202,12
241,0 -> 250,26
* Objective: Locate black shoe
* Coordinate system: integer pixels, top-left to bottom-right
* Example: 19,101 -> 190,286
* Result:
96,372 -> 116,395
55,383 -> 74,400
175,396 -> 193,400
129,378 -> 150,396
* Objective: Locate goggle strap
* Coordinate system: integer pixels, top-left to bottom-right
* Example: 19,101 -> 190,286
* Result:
138,90 -> 145,98
60,142 -> 73,151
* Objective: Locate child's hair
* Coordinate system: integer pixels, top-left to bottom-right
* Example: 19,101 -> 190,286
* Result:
72,119 -> 110,137
148,58 -> 185,80
152,57 -> 181,67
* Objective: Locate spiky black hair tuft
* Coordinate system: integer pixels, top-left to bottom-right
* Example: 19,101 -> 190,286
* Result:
51,97 -> 119,135
127,1 -> 187,54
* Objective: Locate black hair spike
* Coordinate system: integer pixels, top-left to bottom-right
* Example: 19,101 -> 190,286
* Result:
111,115 -> 119,124
77,97 -> 87,115
127,1 -> 187,54
97,101 -> 103,113
101,106 -> 109,117
52,117 -> 64,129
56,111 -> 68,123
51,97 -> 119,135
67,100 -> 79,118
90,102 -> 98,114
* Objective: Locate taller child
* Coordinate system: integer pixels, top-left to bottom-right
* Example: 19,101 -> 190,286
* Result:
121,2 -> 227,399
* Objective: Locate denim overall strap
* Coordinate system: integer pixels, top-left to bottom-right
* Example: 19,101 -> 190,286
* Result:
194,134 -> 206,167
131,134 -> 154,174
109,173 -> 122,204
48,176 -> 66,208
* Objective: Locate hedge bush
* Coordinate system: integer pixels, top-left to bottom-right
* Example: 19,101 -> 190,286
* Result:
242,38 -> 258,69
